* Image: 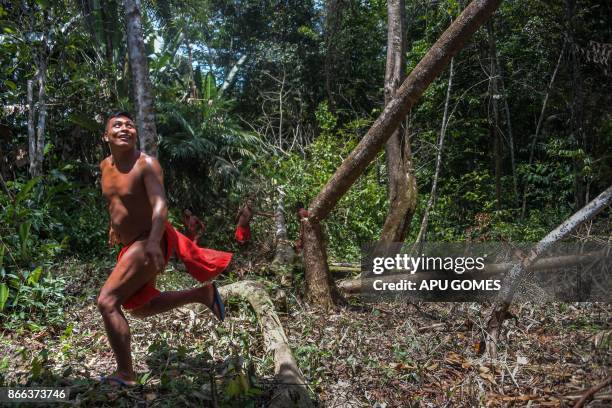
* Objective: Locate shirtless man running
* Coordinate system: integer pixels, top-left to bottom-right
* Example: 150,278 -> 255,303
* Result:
99,111 -> 229,386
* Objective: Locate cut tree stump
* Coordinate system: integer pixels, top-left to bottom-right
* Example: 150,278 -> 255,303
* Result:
218,281 -> 313,408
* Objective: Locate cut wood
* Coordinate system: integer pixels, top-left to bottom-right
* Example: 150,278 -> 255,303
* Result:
218,281 -> 313,408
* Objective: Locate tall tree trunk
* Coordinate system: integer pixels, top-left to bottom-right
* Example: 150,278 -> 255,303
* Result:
123,0 -> 158,156
27,79 -> 36,177
302,0 -> 502,307
566,0 -> 586,210
100,0 -> 115,65
35,59 -> 47,177
485,185 -> 612,358
487,20 -> 502,210
219,54 -> 248,98
28,48 -> 48,178
415,58 -> 455,247
380,0 -> 418,244
520,41 -> 565,218
323,0 -> 344,112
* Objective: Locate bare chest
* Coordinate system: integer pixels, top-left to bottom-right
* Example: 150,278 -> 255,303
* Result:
101,165 -> 146,202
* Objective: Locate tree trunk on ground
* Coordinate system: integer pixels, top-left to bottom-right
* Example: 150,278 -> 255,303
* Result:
302,0 -> 502,306
381,0 -> 418,244
487,20 -> 502,210
415,57 -> 455,247
218,281 -> 313,408
124,0 -> 158,156
485,185 -> 612,359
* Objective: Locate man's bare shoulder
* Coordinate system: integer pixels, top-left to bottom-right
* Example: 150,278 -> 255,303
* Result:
136,152 -> 162,172
100,156 -> 112,171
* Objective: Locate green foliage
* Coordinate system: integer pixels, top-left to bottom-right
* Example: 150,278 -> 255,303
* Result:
264,114 -> 386,261
0,173 -> 105,328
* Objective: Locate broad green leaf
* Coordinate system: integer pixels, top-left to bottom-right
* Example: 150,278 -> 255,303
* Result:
4,80 -> 16,90
27,266 -> 42,285
203,72 -> 217,100
15,177 -> 41,205
0,283 -> 8,311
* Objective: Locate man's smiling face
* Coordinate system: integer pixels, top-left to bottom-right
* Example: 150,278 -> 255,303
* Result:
104,116 -> 137,149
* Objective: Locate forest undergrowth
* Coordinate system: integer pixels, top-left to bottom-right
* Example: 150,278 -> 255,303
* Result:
0,247 -> 609,407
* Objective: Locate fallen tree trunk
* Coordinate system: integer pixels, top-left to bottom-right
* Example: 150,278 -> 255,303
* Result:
336,251 -> 608,294
218,281 -> 313,408
486,185 -> 612,358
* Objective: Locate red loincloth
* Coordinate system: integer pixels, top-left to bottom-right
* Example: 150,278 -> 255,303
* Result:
234,225 -> 251,243
119,222 -> 232,310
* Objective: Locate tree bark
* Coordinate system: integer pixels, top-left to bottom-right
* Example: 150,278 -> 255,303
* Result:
218,281 -> 313,408
123,0 -> 158,156
219,54 -> 248,98
27,79 -> 36,177
381,0 -> 418,244
302,217 -> 344,309
301,0 -> 502,306
28,57 -> 47,178
486,20 -> 502,210
496,52 -> 518,202
415,57 -> 455,247
323,0 -> 344,112
271,188 -> 296,286
485,185 -> 612,358
520,41 -> 565,218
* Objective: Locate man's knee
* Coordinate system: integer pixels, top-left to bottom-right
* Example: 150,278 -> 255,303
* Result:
97,291 -> 121,315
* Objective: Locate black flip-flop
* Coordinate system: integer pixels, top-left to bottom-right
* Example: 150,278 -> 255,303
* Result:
210,282 -> 225,322
98,375 -> 137,387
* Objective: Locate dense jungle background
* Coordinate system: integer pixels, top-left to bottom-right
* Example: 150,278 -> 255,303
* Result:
0,0 -> 610,406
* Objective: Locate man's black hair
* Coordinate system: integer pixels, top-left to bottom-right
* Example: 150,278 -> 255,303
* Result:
106,110 -> 134,125
295,202 -> 304,210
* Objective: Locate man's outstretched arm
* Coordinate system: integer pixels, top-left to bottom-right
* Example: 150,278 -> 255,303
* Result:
143,156 -> 168,272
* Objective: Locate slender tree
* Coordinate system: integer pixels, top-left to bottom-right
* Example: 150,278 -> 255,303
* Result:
124,0 -> 158,156
301,0 -> 503,308
380,0 -> 418,244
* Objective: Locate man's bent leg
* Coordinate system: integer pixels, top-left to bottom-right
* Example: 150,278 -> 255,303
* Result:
98,239 -> 159,383
129,283 -> 217,318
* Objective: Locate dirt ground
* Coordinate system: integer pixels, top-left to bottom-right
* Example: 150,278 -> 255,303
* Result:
0,255 -> 610,407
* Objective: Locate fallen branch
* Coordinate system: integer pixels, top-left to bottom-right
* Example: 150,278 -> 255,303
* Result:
573,375 -> 612,408
218,281 -> 313,408
486,185 -> 612,358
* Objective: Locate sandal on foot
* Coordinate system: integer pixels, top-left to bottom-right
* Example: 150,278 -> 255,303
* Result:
98,375 -> 137,387
209,282 -> 225,322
